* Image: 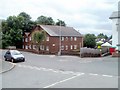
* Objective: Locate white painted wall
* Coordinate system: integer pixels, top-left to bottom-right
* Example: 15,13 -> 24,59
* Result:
111,18 -> 118,48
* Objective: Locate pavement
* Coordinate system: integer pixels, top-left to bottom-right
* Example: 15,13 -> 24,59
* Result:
0,60 -> 16,74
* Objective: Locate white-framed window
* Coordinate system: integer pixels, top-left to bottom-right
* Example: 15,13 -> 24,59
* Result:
52,44 -> 55,46
70,45 -> 73,50
25,38 -> 28,42
40,45 -> 44,50
74,37 -> 77,41
65,45 -> 68,50
46,46 -> 49,51
25,45 -> 28,49
61,45 -> 64,50
29,36 -> 32,41
61,37 -> 64,41
46,37 -> 49,41
66,37 -> 68,41
74,45 -> 77,49
71,37 -> 73,41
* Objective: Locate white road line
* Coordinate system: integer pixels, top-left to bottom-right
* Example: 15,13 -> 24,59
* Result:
43,73 -> 84,88
89,73 -> 98,76
17,64 -> 116,78
102,75 -> 113,77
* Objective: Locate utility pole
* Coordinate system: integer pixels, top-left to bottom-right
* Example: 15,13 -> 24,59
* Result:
58,21 -> 61,55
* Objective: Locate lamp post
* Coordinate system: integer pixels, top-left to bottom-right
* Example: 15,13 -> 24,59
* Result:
58,21 -> 61,56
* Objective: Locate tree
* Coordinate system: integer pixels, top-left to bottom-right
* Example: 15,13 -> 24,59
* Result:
36,15 -> 54,25
97,33 -> 108,39
18,12 -> 36,32
84,34 -> 96,48
19,12 -> 31,21
56,19 -> 66,26
2,16 -> 24,48
32,30 -> 46,53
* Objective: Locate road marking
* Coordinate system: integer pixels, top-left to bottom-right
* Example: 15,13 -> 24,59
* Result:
102,75 -> 113,77
43,73 -> 84,88
17,64 -> 79,75
89,73 -> 98,76
17,64 -> 117,78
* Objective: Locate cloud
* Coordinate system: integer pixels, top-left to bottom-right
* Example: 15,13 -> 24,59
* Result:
0,0 -> 119,36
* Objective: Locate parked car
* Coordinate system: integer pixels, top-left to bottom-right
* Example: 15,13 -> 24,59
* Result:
4,50 -> 25,63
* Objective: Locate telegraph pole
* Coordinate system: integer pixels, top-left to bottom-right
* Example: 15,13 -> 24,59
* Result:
58,21 -> 61,55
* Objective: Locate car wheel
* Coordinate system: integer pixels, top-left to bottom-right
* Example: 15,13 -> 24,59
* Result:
23,58 -> 25,62
11,58 -> 15,63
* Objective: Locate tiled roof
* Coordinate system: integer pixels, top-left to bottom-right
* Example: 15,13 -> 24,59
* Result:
40,25 -> 82,37
109,11 -> 120,19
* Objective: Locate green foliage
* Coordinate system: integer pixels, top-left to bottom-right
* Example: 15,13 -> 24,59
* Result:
2,15 -> 24,48
97,33 -> 108,39
32,30 -> 46,43
56,19 -> 66,26
36,16 -> 66,26
84,34 -> 96,48
1,12 -> 67,49
32,30 -> 46,51
36,15 -> 55,25
18,12 -> 36,32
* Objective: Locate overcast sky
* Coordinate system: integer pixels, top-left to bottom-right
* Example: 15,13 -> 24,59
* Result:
0,0 -> 119,36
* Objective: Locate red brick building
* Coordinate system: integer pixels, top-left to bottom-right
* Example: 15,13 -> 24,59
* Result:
23,25 -> 83,54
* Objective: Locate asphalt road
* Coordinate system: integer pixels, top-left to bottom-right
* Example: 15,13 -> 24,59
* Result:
1,50 -> 119,88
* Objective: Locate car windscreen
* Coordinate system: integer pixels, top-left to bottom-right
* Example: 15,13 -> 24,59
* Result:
11,51 -> 21,55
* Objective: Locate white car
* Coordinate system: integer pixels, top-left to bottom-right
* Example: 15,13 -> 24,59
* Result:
4,50 -> 25,63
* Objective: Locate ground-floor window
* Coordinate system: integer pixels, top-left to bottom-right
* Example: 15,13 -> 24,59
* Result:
33,45 -> 36,50
61,45 -> 64,50
65,45 -> 68,50
70,45 -> 73,50
74,45 -> 77,49
25,45 -> 28,49
46,46 -> 49,51
40,45 -> 44,50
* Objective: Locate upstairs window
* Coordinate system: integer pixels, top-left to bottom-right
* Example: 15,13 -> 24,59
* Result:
29,36 -> 32,41
70,37 -> 73,41
66,37 -> 68,41
61,37 -> 64,41
25,38 -> 28,42
46,37 -> 49,41
74,37 -> 77,41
